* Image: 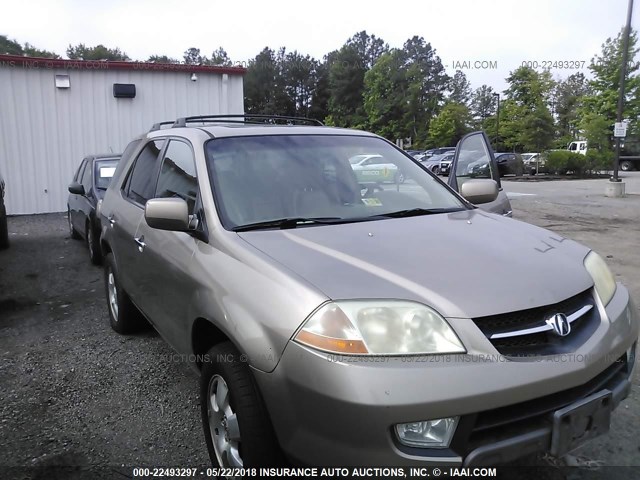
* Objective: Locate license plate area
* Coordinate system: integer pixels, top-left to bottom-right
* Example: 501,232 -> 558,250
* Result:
550,390 -> 612,457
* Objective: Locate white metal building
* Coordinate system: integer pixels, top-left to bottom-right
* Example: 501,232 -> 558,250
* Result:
0,55 -> 245,214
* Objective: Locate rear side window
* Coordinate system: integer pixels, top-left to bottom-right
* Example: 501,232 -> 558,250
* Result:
155,140 -> 198,214
81,159 -> 92,192
124,140 -> 165,205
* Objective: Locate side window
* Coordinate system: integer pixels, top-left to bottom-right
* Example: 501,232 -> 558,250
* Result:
81,160 -> 92,192
125,140 -> 165,205
155,140 -> 198,214
451,132 -> 497,189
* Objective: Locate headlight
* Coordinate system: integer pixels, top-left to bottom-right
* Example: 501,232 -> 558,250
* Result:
584,251 -> 617,306
294,301 -> 465,355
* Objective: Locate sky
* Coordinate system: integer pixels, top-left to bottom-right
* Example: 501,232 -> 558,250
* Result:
1,0 -> 638,92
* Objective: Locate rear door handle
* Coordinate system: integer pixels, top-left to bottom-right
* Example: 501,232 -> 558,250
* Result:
134,235 -> 146,252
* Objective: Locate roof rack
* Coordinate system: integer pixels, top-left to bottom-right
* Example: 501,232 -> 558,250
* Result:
172,114 -> 324,127
149,121 -> 176,131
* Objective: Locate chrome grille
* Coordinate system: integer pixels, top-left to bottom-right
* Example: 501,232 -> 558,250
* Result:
472,289 -> 599,356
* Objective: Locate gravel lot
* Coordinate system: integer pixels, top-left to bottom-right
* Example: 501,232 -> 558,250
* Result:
0,175 -> 638,479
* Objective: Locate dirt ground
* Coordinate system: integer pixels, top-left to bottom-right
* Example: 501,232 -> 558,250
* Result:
0,175 -> 638,479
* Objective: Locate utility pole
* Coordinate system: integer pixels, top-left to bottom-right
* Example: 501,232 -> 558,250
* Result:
492,93 -> 500,152
612,0 -> 634,183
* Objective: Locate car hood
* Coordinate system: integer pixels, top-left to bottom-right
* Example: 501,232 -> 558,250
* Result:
238,210 -> 593,319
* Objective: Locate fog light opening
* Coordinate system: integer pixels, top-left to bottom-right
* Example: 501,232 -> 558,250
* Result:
395,417 -> 459,448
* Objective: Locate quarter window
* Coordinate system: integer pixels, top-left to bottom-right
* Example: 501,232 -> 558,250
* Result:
125,140 -> 165,205
155,140 -> 198,214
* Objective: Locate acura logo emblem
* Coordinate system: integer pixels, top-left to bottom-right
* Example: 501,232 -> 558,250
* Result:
546,313 -> 571,337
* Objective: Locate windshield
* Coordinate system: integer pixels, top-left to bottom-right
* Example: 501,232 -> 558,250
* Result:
206,135 -> 466,230
94,159 -> 119,190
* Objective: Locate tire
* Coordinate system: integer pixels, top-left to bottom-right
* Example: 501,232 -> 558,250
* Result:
0,212 -> 8,250
620,161 -> 633,172
103,252 -> 147,334
68,208 -> 81,240
87,221 -> 101,265
432,166 -> 440,175
201,342 -> 283,468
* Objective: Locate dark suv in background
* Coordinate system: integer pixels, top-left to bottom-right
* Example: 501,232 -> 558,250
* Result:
68,154 -> 120,264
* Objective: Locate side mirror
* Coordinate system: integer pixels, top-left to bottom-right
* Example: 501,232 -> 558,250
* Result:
68,181 -> 85,195
145,198 -> 190,231
459,179 -> 499,205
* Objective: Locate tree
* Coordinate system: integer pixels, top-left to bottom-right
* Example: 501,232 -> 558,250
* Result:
470,85 -> 497,129
0,35 -> 24,55
147,55 -> 179,63
345,30 -> 388,68
448,70 -> 472,106
208,47 -> 232,67
66,43 -> 130,61
363,49 -> 408,139
581,27 -> 640,148
519,102 -> 555,152
282,51 -> 318,116
23,43 -> 60,58
244,47 -> 294,115
553,72 -> 590,145
402,36 -> 449,145
327,44 -> 367,127
427,102 -> 472,147
183,47 -> 204,65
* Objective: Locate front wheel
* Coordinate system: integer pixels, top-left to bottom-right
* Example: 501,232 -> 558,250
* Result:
87,222 -> 101,265
201,342 -> 283,468
432,166 -> 440,175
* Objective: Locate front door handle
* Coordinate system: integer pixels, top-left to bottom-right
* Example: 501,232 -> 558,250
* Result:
107,215 -> 116,227
134,235 -> 146,252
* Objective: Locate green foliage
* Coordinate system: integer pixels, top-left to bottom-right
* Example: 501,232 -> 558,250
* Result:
244,47 -> 293,115
470,85 -> 497,129
448,70 -> 472,106
553,73 -> 590,140
147,55 -> 179,63
207,47 -> 232,67
67,43 -> 129,61
544,150 -> 611,176
1,35 -> 59,58
0,34 -> 23,55
183,47 -> 204,65
328,44 -> 367,127
427,102 -> 472,147
363,36 -> 449,146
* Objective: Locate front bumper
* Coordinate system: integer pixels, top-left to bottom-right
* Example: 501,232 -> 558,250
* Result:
253,286 -> 638,466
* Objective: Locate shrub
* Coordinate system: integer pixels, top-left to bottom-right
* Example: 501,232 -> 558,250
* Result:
544,150 -> 610,176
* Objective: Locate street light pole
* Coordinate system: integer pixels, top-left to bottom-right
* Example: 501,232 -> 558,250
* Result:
612,0 -> 634,183
492,93 -> 500,151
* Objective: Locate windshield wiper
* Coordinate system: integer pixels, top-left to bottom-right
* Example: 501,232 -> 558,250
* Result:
372,207 -> 464,219
232,217 -> 343,232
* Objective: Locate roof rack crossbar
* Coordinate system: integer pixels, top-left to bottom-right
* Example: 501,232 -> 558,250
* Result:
149,121 -> 176,132
172,114 -> 323,127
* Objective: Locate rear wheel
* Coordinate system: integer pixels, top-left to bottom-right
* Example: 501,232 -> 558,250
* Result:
68,208 -> 81,240
201,342 -> 283,468
103,253 -> 147,334
620,161 -> 634,172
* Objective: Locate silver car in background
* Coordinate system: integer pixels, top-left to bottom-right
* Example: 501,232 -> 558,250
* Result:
99,115 -> 637,468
